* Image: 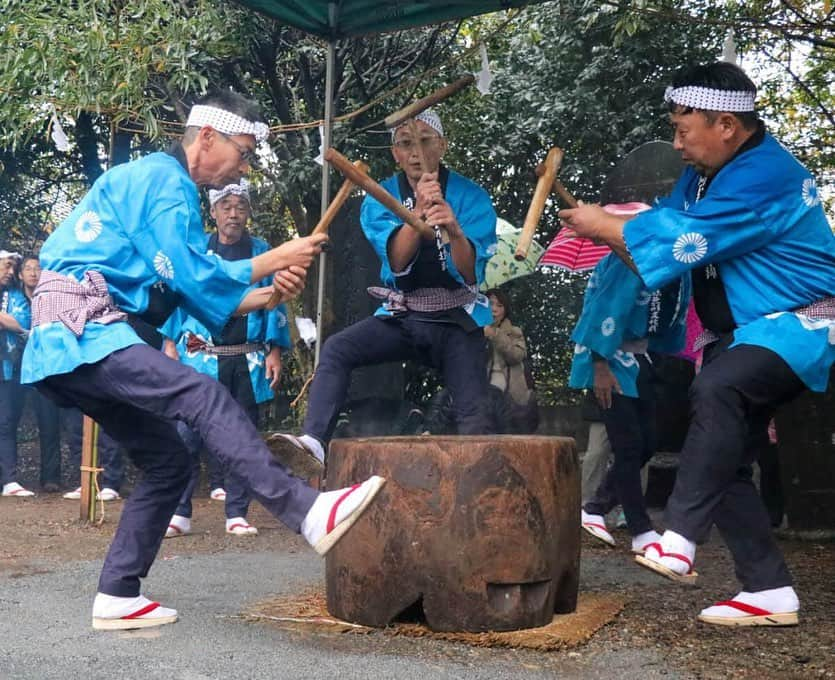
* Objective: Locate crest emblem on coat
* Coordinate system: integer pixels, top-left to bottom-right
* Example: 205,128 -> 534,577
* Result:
672,232 -> 708,264
153,251 -> 175,280
801,178 -> 821,208
74,211 -> 103,242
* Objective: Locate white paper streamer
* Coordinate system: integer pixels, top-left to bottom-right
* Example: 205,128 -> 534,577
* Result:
50,106 -> 69,152
476,43 -> 493,95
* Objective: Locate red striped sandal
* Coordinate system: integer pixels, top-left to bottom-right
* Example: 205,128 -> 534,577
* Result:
301,476 -> 386,556
634,542 -> 698,585
581,510 -> 616,547
92,594 -> 178,631
697,599 -> 799,627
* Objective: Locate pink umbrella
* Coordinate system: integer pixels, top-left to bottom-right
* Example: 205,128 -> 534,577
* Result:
538,202 -> 651,272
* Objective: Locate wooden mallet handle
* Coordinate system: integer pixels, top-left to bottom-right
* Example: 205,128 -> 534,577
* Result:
384,74 -> 476,130
325,148 -> 434,238
515,147 -> 564,260
535,162 -> 578,208
265,160 -> 370,310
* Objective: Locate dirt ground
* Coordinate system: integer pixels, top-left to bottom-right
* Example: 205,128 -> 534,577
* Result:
1,489 -> 833,679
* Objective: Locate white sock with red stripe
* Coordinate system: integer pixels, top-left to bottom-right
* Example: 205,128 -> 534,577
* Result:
300,477 -> 382,547
92,593 -> 177,620
700,586 -> 799,619
644,530 -> 696,574
631,530 -> 662,553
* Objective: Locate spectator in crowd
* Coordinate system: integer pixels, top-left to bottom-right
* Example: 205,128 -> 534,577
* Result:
0,252 -> 62,495
484,288 -> 539,434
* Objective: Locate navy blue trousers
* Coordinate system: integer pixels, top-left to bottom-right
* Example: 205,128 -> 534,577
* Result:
65,407 -> 125,491
38,344 -> 317,597
665,340 -> 805,592
0,379 -> 62,487
174,355 -> 256,519
304,315 -> 493,443
584,354 -> 656,536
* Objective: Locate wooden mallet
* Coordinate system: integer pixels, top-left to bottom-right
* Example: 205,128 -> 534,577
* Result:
325,147 -> 434,239
515,147 -> 564,260
536,162 -> 579,208
265,160 -> 370,310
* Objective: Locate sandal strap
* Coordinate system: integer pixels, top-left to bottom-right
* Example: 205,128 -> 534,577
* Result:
713,600 -> 772,617
326,484 -> 361,533
123,602 -> 160,619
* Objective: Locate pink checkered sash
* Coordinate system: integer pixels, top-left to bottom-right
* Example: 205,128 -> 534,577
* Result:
693,295 -> 835,352
367,285 -> 476,313
31,270 -> 127,337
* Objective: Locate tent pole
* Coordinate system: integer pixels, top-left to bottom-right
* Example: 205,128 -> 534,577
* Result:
313,7 -> 337,368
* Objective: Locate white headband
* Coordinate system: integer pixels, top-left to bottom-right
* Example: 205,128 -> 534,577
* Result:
664,86 -> 756,112
0,250 -> 22,261
391,109 -> 444,141
209,179 -> 250,206
186,105 -> 270,143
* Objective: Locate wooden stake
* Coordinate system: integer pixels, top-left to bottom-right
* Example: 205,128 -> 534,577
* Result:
79,416 -> 98,522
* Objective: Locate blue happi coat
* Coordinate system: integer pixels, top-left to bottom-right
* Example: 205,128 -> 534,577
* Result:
1,287 -> 30,381
361,169 -> 497,327
161,234 -> 291,405
21,152 -> 254,385
569,254 -> 690,397
623,133 -> 835,392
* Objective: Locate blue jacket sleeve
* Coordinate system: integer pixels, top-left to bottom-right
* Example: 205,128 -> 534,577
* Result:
130,184 -> 253,337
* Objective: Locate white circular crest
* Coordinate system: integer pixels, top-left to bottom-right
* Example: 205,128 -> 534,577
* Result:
614,350 -> 637,368
672,232 -> 708,264
153,251 -> 174,280
601,317 -> 616,337
802,178 -> 821,208
74,211 -> 103,242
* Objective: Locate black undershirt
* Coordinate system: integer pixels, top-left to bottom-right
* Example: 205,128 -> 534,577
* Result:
208,231 -> 252,345
392,165 -> 476,332
691,121 -> 766,335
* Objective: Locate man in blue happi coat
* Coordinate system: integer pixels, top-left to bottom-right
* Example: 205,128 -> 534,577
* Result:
161,179 -> 292,538
561,62 -> 834,627
570,251 -> 690,556
271,110 -> 498,467
21,92 -> 385,630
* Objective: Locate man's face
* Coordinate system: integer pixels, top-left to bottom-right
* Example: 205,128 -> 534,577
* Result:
211,195 -> 251,244
204,129 -> 257,188
391,120 -> 448,182
670,109 -> 735,177
20,258 -> 41,289
0,258 -> 15,288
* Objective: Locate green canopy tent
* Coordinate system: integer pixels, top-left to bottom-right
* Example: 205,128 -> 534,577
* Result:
234,0 -> 550,363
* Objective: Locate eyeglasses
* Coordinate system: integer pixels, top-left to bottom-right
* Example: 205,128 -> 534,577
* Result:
216,130 -> 260,168
393,136 -> 442,151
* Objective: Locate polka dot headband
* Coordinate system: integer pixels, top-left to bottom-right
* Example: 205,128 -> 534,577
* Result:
664,86 -> 756,113
209,179 -> 250,207
186,105 -> 270,143
391,109 -> 444,141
